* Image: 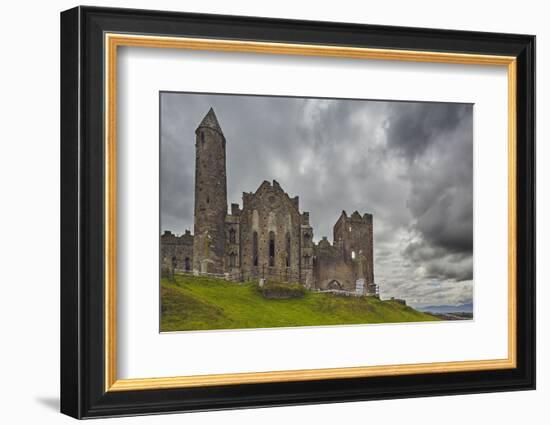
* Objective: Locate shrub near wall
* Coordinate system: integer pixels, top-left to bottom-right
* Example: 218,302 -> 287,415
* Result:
261,281 -> 306,299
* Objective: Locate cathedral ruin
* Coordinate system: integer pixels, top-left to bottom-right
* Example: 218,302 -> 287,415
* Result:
161,108 -> 378,296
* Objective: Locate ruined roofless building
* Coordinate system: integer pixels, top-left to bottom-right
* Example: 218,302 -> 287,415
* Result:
160,107 -> 378,296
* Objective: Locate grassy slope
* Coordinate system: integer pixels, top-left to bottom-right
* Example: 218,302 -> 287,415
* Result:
161,274 -> 439,332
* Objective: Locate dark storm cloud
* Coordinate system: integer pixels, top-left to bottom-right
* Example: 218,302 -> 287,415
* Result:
404,242 -> 473,282
385,103 -> 470,161
160,93 -> 473,307
385,103 -> 474,288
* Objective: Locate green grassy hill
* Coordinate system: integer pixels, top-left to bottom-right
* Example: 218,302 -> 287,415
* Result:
161,274 -> 439,332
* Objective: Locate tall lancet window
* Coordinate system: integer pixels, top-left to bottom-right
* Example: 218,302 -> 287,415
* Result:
285,232 -> 291,268
303,232 -> 311,247
252,231 -> 259,267
268,231 -> 276,267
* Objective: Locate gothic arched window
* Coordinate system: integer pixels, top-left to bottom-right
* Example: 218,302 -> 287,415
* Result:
229,253 -> 236,268
229,228 -> 236,244
252,231 -> 258,267
268,231 -> 276,267
184,257 -> 190,271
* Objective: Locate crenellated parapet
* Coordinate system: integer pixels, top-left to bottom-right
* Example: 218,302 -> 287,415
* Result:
161,229 -> 194,245
160,230 -> 194,272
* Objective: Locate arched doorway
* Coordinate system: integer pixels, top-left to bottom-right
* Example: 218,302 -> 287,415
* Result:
328,280 -> 342,290
200,259 -> 214,274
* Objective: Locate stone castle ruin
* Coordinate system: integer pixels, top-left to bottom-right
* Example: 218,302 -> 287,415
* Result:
161,108 -> 378,296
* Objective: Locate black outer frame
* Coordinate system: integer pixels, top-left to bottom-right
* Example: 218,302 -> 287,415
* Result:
60,6 -> 536,419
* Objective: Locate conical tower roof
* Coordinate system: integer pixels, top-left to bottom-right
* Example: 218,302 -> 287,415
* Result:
197,107 -> 223,134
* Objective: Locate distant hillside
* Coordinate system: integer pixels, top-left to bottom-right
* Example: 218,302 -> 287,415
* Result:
417,303 -> 473,314
161,274 -> 439,332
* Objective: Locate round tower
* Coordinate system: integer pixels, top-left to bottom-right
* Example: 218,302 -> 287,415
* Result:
193,108 -> 228,274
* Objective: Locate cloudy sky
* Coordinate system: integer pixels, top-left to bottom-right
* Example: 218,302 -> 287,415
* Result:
160,92 -> 473,308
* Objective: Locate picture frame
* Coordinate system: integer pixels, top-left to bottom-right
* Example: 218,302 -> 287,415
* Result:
60,5 -> 535,419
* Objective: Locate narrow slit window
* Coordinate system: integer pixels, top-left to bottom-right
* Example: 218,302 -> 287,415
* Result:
252,231 -> 258,267
269,231 -> 275,267
286,232 -> 291,267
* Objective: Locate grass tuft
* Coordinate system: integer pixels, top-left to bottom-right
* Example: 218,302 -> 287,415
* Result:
260,281 -> 306,299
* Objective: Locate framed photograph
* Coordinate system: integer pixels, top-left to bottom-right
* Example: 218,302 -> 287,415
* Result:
60,6 -> 535,419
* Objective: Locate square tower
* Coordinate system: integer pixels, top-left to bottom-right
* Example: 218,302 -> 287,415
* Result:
333,210 -> 374,286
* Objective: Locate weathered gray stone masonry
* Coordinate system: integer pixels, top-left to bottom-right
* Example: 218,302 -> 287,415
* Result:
161,108 -> 378,296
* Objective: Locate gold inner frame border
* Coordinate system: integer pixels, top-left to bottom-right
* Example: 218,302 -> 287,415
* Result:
104,33 -> 517,392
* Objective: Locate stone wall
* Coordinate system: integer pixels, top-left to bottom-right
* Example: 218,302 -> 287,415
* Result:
225,206 -> 241,277
160,230 -> 193,271
300,212 -> 314,288
239,180 -> 303,282
314,237 -> 357,291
